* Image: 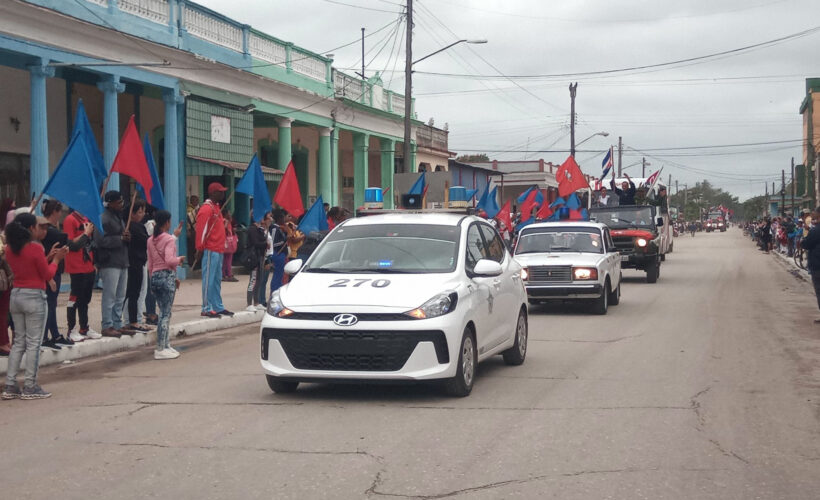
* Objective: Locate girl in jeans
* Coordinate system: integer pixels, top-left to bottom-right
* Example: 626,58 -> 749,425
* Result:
147,211 -> 185,360
2,213 -> 67,400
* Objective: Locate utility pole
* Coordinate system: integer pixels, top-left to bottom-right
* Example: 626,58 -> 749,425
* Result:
402,0 -> 413,173
667,174 -> 671,190
781,169 -> 786,217
359,28 -> 365,79
569,82 -> 578,156
642,157 -> 646,177
617,136 -> 622,176
675,180 -> 678,196
791,157 -> 795,217
683,184 -> 688,216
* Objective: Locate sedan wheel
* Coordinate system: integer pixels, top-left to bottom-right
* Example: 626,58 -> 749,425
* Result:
503,308 -> 528,365
444,329 -> 477,397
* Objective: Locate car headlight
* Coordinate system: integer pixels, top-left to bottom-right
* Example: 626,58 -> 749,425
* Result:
521,267 -> 529,281
266,290 -> 294,318
572,267 -> 598,280
636,238 -> 648,247
405,292 -> 458,319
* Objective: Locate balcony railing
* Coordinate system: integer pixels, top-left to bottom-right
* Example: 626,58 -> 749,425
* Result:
119,0 -> 169,24
248,33 -> 286,68
183,5 -> 242,53
334,71 -> 364,102
416,126 -> 448,151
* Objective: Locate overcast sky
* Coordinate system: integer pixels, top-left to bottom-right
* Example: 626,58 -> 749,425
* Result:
198,0 -> 819,201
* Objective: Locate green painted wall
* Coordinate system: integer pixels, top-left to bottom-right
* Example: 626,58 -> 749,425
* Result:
186,99 -> 253,163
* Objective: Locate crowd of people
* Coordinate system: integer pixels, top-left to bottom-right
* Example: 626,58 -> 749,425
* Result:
744,212 -> 810,257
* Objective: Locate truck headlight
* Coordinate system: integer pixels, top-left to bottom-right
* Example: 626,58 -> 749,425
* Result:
521,267 -> 529,281
267,290 -> 294,318
636,238 -> 648,247
405,292 -> 458,319
572,267 -> 598,280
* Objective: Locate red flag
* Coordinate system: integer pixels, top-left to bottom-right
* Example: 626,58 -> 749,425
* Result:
496,200 -> 513,235
110,116 -> 153,203
273,161 -> 304,217
645,169 -> 660,189
555,156 -> 588,197
568,209 -> 584,220
519,188 -> 541,222
536,200 -> 553,220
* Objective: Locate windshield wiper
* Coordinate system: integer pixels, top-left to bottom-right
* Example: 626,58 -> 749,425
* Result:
303,268 -> 347,273
549,246 -> 573,251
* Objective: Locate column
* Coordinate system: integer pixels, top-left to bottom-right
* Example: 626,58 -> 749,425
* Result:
410,141 -> 418,173
317,127 -> 332,203
380,138 -> 395,209
276,117 -> 293,172
28,60 -> 54,201
353,132 -> 369,209
97,75 -> 125,190
330,128 -> 340,206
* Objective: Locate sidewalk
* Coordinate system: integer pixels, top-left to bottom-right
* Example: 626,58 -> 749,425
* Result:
1,273 -> 261,375
771,248 -> 811,281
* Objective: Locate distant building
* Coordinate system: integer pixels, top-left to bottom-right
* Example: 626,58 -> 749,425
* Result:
799,78 -> 820,210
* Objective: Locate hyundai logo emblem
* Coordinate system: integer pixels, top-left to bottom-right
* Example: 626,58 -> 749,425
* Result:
333,314 -> 358,326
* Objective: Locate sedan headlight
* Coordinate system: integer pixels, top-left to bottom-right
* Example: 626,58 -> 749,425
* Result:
521,267 -> 529,281
267,290 -> 294,318
572,267 -> 598,280
636,238 -> 648,247
405,292 -> 458,319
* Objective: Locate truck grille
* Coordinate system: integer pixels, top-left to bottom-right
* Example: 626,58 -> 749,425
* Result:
528,265 -> 572,283
261,328 -> 449,371
612,237 -> 635,254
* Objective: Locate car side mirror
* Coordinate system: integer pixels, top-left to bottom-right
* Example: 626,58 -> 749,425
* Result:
472,259 -> 503,277
284,259 -> 303,275
656,217 -> 664,226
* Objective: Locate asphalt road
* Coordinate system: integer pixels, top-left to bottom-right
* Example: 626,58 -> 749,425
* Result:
2,229 -> 819,500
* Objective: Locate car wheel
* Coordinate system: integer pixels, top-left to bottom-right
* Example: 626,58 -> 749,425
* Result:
608,280 -> 621,306
266,375 -> 299,394
646,259 -> 659,284
591,281 -> 609,315
660,253 -> 666,262
502,308 -> 528,366
444,328 -> 477,397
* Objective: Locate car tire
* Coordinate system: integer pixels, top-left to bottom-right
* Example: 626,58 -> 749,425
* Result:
660,253 -> 666,262
266,376 -> 299,394
591,281 -> 609,315
444,328 -> 477,397
502,308 -> 528,366
608,280 -> 621,306
646,259 -> 659,284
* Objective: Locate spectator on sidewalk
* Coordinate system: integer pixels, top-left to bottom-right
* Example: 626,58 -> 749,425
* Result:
0,233 -> 13,356
41,200 -> 71,350
125,199 -> 150,332
0,198 -> 15,230
268,209 -> 289,294
63,208 -> 99,342
186,195 -> 199,264
222,210 -> 238,282
801,207 -> 820,323
246,211 -> 270,311
147,210 -> 185,360
195,183 -> 233,318
611,174 -> 636,205
94,191 -> 131,338
2,213 -> 67,400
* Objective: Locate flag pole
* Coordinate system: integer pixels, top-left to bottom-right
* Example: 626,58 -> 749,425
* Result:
124,189 -> 138,231
99,170 -> 114,199
29,192 -> 45,213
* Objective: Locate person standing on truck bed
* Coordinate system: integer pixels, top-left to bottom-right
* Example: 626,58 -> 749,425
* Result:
611,174 -> 636,205
647,186 -> 669,214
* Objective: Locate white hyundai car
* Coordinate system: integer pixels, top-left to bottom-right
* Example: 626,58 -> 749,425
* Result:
260,212 -> 528,397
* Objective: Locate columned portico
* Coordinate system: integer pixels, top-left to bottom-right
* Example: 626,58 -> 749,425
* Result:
97,75 -> 125,190
28,59 -> 54,200
353,132 -> 369,209
276,117 -> 293,171
318,127 -> 333,203
330,128 -> 340,206
380,138 -> 395,209
163,89 -> 184,268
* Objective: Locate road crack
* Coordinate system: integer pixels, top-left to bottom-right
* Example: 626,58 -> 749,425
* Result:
530,333 -> 644,343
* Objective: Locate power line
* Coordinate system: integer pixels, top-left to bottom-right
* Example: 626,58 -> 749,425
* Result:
320,0 -> 403,14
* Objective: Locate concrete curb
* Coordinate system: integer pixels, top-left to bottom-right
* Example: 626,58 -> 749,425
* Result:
771,249 -> 811,281
0,309 -> 264,375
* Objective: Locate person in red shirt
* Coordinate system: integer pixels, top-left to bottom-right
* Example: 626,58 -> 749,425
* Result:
2,213 -> 67,400
195,183 -> 232,318
63,209 -> 98,341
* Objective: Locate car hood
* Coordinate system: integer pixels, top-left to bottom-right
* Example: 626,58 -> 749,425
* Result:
280,271 -> 462,310
514,252 -> 603,267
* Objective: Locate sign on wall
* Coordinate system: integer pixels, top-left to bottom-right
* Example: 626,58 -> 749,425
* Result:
210,115 -> 231,144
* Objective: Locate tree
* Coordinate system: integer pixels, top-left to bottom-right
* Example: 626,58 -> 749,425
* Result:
456,154 -> 490,163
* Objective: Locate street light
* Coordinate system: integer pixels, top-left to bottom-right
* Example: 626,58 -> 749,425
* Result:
574,131 -> 609,149
403,39 -> 487,173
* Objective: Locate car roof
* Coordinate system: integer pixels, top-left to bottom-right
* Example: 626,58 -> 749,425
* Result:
341,213 -> 478,227
519,221 -> 607,231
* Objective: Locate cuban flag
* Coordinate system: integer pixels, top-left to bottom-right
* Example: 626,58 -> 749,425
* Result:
601,146 -> 614,178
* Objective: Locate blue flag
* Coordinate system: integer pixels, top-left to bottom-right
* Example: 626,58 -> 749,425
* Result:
73,99 -> 107,187
465,188 -> 478,201
137,135 -> 165,210
408,171 -> 425,195
566,193 -> 582,210
476,181 -> 490,210
482,186 -> 500,218
42,129 -> 105,229
550,197 -> 566,208
298,195 -> 329,235
236,154 -> 272,222
516,186 -> 543,205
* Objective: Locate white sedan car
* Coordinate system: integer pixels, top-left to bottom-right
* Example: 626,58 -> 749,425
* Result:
260,212 -> 529,397
513,221 -> 622,314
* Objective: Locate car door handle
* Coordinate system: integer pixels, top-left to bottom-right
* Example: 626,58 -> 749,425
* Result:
492,278 -> 502,288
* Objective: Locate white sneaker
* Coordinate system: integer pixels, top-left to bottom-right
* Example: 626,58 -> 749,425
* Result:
85,329 -> 102,340
69,330 -> 86,343
246,305 -> 258,312
154,348 -> 180,360
255,304 -> 266,311
167,346 -> 179,355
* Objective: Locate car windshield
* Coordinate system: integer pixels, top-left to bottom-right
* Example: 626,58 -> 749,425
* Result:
515,227 -> 603,254
590,207 -> 655,228
303,223 -> 460,274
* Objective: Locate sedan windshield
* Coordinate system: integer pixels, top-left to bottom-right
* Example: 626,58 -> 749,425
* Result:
515,227 -> 603,254
590,207 -> 655,228
303,224 -> 460,273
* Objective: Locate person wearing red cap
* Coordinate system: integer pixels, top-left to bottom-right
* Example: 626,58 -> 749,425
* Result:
195,182 -> 233,318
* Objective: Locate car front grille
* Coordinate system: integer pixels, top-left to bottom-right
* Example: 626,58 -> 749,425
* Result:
283,312 -> 412,321
261,328 -> 449,371
528,265 -> 572,283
